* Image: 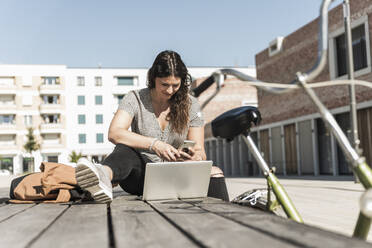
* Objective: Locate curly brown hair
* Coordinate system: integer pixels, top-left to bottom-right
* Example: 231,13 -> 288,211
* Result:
147,50 -> 191,134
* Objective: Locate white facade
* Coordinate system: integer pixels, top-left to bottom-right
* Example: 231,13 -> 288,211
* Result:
65,68 -> 148,163
0,64 -> 256,175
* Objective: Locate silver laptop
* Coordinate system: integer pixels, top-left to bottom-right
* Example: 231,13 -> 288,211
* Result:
142,160 -> 213,201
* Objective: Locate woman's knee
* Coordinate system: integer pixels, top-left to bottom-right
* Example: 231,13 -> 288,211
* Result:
211,166 -> 224,178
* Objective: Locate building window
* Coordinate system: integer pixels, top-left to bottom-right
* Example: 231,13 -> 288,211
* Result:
47,156 -> 58,163
117,77 -> 135,86
78,95 -> 85,105
95,76 -> 102,86
24,115 -> 32,126
42,114 -> 60,124
335,24 -> 367,77
95,95 -> 103,105
116,94 -> 125,104
329,16 -> 371,79
96,133 -> 104,143
0,115 -> 15,125
96,114 -> 103,124
77,76 -> 85,86
42,95 -> 59,104
42,77 -> 60,85
78,134 -> 86,144
78,114 -> 86,124
0,157 -> 13,174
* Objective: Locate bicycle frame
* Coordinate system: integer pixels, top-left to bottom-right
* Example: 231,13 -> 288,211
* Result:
194,0 -> 372,240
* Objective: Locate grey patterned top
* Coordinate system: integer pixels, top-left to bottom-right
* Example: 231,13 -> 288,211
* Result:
118,88 -> 204,162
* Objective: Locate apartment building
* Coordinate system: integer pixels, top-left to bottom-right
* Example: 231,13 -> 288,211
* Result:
0,65 -> 67,175
0,65 -> 255,175
65,68 -> 148,163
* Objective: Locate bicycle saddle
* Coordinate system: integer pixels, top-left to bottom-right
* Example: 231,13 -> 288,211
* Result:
211,106 -> 261,141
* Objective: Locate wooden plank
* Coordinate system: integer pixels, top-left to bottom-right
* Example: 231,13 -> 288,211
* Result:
190,198 -> 372,248
0,204 -> 68,248
32,203 -> 109,248
149,199 -> 299,248
111,195 -> 197,248
0,203 -> 35,222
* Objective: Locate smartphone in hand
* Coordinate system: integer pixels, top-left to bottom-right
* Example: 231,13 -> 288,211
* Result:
180,140 -> 196,154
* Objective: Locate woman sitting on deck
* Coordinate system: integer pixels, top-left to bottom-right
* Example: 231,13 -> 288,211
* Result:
75,50 -> 229,203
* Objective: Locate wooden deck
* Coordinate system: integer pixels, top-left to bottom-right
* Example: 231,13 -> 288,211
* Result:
0,188 -> 371,248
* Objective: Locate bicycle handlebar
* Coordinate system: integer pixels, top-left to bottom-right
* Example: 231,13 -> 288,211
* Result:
191,75 -> 216,97
192,0 -> 335,97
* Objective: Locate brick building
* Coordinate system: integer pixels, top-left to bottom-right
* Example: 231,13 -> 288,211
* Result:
253,0 -> 372,176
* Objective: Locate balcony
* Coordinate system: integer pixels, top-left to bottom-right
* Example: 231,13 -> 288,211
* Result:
0,134 -> 16,148
0,94 -> 17,111
41,133 -> 63,148
0,124 -> 17,134
39,123 -> 63,134
39,77 -> 63,94
39,85 -> 63,95
0,77 -> 16,92
39,104 -> 62,113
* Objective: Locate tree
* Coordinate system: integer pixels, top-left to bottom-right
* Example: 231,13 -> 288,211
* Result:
69,151 -> 83,163
23,127 -> 40,153
23,127 -> 40,173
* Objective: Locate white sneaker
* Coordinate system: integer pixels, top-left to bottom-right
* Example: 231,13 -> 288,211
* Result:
75,158 -> 113,203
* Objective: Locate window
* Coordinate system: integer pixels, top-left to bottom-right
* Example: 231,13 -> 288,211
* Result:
42,114 -> 60,124
335,24 -> 367,77
96,114 -> 103,124
0,115 -> 15,125
78,95 -> 85,105
77,76 -> 85,86
42,95 -> 59,104
78,134 -> 86,144
95,76 -> 102,86
24,115 -> 32,126
117,77 -> 135,86
42,77 -> 60,85
95,95 -> 102,105
0,157 -> 13,173
96,133 -> 104,143
329,16 -> 371,79
78,114 -> 86,124
116,94 -> 125,104
47,156 -> 58,163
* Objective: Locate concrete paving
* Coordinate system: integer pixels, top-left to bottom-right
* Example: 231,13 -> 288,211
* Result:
225,176 -> 372,242
1,174 -> 371,242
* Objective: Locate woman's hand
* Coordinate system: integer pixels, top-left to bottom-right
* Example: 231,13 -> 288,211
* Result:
152,140 -> 181,161
180,147 -> 203,161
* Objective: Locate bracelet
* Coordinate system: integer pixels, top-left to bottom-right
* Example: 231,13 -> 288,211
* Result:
149,138 -> 158,152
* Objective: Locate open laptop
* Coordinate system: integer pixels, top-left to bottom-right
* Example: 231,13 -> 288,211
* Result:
142,160 -> 213,201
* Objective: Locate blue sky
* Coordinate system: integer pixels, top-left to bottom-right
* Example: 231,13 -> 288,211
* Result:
0,0 -> 342,68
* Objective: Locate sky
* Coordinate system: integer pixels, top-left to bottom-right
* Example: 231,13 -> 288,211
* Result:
0,0 -> 343,68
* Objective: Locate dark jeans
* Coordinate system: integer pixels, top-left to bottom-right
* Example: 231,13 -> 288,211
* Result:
103,143 -> 229,201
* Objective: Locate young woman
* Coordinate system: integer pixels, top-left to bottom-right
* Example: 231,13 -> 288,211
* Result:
75,50 -> 228,203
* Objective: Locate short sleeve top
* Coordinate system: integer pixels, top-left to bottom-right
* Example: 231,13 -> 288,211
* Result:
118,88 -> 204,162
